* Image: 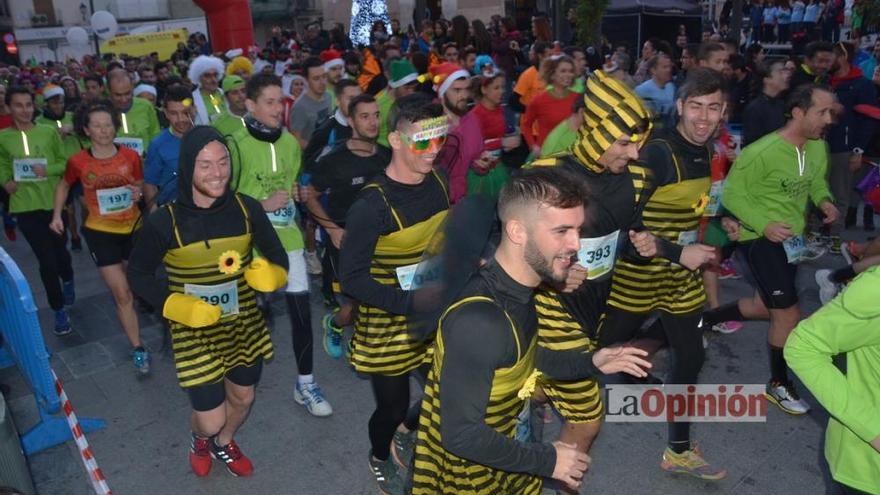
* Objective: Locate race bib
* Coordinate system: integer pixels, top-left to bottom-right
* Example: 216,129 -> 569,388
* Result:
577,230 -> 619,280
678,230 -> 698,247
782,234 -> 806,264
184,280 -> 240,317
703,180 -> 724,217
395,257 -> 442,291
13,158 -> 48,182
96,186 -> 133,215
267,200 -> 296,227
515,400 -> 532,442
114,137 -> 144,156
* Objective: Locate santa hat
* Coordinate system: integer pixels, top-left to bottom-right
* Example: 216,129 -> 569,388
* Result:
320,49 -> 344,71
429,63 -> 469,99
42,84 -> 64,100
187,55 -> 225,85
388,59 -> 418,88
134,84 -> 157,97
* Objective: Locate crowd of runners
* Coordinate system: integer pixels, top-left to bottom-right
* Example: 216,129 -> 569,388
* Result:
0,8 -> 878,495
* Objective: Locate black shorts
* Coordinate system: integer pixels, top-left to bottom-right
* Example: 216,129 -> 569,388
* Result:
186,359 -> 264,412
81,227 -> 132,267
736,237 -> 798,309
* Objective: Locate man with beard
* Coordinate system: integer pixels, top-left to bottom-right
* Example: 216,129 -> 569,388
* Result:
714,85 -> 838,415
410,166 -> 652,495
320,49 -> 345,112
600,69 -> 726,480
306,94 -> 389,359
213,76 -> 248,137
188,55 -> 227,125
228,73 -> 333,418
107,69 -> 160,158
145,86 -> 196,211
127,126 -> 288,477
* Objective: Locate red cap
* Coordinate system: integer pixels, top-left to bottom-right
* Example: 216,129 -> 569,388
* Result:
320,48 -> 343,63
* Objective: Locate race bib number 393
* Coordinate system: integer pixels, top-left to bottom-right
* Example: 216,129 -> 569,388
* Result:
578,230 -> 619,280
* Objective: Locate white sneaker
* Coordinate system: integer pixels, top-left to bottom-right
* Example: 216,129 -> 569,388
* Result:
305,250 -> 322,275
295,381 -> 333,417
765,380 -> 810,415
814,269 -> 840,305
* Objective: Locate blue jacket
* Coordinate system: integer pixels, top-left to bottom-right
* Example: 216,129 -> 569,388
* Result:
827,67 -> 876,154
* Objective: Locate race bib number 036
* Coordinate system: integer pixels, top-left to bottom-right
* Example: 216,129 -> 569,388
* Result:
267,200 -> 296,228
578,230 -> 619,280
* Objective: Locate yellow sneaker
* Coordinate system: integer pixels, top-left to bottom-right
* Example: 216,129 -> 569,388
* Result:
660,444 -> 727,480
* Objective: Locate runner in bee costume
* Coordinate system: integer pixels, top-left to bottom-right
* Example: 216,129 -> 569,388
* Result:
528,70 -> 661,458
127,126 -> 289,478
600,68 -> 726,480
410,167 -> 652,495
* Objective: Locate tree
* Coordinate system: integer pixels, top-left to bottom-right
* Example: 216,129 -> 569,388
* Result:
575,0 -> 610,46
349,0 -> 390,47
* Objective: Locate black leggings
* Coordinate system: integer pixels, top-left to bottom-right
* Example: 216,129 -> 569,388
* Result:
17,210 -> 73,311
600,308 -> 704,446
186,359 -> 264,412
368,367 -> 427,460
285,293 -> 313,376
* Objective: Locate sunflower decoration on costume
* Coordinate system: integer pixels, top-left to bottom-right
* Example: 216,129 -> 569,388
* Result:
693,193 -> 710,216
218,250 -> 243,275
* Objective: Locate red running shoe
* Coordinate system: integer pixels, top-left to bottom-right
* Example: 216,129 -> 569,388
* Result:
211,439 -> 254,477
189,434 -> 212,477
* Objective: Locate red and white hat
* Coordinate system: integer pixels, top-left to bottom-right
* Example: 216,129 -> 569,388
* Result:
320,49 -> 344,71
42,84 -> 64,100
430,63 -> 469,99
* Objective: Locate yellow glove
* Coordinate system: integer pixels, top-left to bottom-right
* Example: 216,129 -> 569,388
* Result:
162,293 -> 222,328
244,257 -> 288,292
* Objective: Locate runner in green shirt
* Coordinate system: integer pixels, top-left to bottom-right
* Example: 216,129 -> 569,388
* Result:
107,69 -> 160,158
212,75 -> 247,138
539,97 -> 584,158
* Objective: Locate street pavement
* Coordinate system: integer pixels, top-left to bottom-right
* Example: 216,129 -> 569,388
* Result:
0,223 -> 866,495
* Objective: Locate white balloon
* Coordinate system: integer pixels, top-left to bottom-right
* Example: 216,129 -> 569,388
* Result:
91,11 -> 118,40
66,27 -> 89,47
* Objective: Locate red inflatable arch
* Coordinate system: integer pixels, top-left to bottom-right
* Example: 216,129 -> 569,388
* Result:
193,0 -> 255,53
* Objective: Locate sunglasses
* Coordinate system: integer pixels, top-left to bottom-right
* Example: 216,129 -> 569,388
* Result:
399,132 -> 447,153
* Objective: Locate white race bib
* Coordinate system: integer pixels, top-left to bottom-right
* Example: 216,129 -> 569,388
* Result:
114,137 -> 144,156
96,186 -> 133,215
13,158 -> 48,182
678,230 -> 698,246
395,257 -> 442,291
577,230 -> 619,280
184,280 -> 240,317
267,200 -> 296,228
782,234 -> 806,264
703,180 -> 724,217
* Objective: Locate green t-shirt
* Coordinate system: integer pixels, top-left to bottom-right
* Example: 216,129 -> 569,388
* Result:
212,113 -> 246,139
116,97 -> 161,158
376,89 -> 394,148
722,132 -> 833,242
228,126 -> 304,252
35,112 -> 87,161
0,124 -> 66,213
540,120 -> 577,158
201,90 -> 228,123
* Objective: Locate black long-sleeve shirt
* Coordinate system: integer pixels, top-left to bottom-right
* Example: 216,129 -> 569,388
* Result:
339,171 -> 448,314
742,92 -> 786,147
438,261 -> 600,478
127,194 -> 288,310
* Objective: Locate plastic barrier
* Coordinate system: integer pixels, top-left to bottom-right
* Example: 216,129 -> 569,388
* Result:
0,247 -> 105,455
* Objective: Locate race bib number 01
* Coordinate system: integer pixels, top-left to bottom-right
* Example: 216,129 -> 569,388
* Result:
703,180 -> 724,217
114,137 -> 144,156
184,280 -> 240,317
267,200 -> 296,228
578,230 -> 619,280
13,158 -> 48,182
395,257 -> 442,291
678,230 -> 698,247
96,186 -> 133,215
782,234 -> 806,264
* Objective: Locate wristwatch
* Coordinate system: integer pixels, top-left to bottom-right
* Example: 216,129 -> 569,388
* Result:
852,147 -> 864,155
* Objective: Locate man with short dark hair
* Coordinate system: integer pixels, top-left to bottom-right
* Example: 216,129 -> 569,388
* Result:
290,56 -> 332,148
789,41 -> 835,89
696,42 -> 730,74
302,78 -> 361,170
144,85 -> 196,210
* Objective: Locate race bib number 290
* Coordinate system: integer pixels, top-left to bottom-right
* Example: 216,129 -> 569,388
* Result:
184,280 -> 240,317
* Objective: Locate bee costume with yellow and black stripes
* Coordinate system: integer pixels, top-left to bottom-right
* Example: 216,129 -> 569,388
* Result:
528,70 -> 661,423
412,261 -> 606,494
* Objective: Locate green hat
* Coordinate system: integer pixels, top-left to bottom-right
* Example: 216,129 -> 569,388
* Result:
389,59 -> 418,88
222,75 -> 245,93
